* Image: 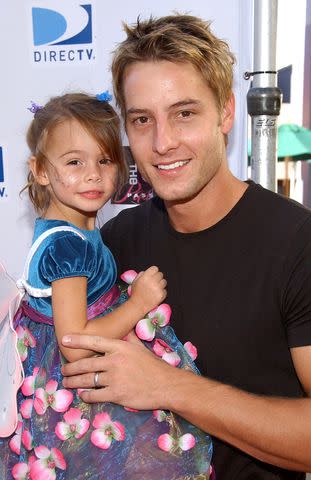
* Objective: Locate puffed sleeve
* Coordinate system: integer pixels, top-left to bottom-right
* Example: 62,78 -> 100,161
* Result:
39,233 -> 96,283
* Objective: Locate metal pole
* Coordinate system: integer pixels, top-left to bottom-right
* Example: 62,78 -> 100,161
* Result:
246,0 -> 282,192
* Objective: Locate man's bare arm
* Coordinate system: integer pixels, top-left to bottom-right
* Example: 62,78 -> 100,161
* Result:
61,334 -> 311,472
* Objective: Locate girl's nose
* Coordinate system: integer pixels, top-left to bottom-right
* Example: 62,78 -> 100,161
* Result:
85,163 -> 102,182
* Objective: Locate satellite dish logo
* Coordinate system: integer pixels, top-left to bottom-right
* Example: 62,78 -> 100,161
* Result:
31,4 -> 95,64
0,147 -> 7,199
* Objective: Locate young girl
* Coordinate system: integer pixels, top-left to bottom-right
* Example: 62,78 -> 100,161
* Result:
0,93 -> 212,479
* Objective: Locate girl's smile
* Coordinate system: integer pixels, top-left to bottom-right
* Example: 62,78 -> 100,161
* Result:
78,190 -> 105,200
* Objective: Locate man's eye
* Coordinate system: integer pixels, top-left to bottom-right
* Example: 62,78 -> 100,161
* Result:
134,116 -> 149,125
179,110 -> 193,118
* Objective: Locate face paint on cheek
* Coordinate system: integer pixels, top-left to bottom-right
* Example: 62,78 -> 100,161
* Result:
48,161 -> 81,187
57,172 -> 81,187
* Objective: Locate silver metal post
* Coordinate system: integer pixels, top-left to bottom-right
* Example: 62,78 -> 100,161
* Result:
247,0 -> 282,192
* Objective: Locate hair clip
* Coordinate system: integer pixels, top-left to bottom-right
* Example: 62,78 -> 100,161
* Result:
96,90 -> 113,103
27,101 -> 43,115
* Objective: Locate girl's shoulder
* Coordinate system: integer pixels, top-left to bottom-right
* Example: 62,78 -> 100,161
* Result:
33,218 -> 102,248
30,219 -> 98,282
33,218 -> 85,240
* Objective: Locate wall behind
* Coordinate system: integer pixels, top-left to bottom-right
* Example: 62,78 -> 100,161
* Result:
0,0 -> 253,278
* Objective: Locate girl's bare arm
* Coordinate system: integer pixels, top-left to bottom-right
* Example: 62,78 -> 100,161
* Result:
53,266 -> 166,362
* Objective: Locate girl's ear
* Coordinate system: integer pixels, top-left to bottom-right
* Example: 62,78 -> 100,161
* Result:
29,156 -> 50,186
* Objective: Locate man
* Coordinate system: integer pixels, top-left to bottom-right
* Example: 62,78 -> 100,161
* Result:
62,14 -> 311,479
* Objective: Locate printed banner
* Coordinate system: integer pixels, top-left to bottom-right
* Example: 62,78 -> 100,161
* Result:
111,148 -> 153,206
0,0 -> 253,277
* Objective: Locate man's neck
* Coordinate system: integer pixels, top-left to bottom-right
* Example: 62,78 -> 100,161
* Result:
165,172 -> 248,234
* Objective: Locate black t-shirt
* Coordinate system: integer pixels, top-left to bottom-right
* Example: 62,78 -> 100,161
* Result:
101,182 -> 311,479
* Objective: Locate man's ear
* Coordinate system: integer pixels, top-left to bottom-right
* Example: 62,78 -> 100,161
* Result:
29,156 -> 50,186
221,93 -> 235,135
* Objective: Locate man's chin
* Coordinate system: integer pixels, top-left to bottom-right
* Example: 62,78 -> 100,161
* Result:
157,191 -> 198,206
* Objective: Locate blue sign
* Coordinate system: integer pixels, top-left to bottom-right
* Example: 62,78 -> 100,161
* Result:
32,4 -> 92,46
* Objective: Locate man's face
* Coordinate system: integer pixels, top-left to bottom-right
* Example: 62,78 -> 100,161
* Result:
124,60 -> 234,205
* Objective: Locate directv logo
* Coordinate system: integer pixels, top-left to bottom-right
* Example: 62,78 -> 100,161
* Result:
31,4 -> 95,64
0,147 -> 7,198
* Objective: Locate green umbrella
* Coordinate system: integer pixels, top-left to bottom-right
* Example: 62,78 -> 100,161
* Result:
248,123 -> 311,160
278,123 -> 311,160
277,124 -> 311,197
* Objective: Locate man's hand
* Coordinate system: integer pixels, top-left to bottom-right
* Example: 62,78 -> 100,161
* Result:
61,335 -> 311,471
61,334 -> 179,409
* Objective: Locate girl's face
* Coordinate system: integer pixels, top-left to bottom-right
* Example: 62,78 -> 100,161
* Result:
34,119 -> 118,229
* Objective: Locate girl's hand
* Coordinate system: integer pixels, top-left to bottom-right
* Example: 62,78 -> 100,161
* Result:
129,266 -> 167,316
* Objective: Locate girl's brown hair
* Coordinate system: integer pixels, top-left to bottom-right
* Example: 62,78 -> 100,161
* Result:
25,93 -> 128,213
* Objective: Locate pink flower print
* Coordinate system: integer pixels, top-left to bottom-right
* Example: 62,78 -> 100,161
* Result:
16,326 -> 36,362
153,410 -> 167,422
34,380 -> 73,415
9,417 -> 33,452
21,367 -> 39,396
135,304 -> 172,341
12,456 -> 35,480
91,412 -> 125,450
184,341 -> 198,361
12,462 -> 29,480
9,418 -> 22,454
158,433 -> 196,453
55,408 -> 90,440
20,399 -> 33,419
30,446 -> 66,479
153,339 -> 181,366
120,269 -> 137,296
120,269 -> 137,284
21,428 -> 33,450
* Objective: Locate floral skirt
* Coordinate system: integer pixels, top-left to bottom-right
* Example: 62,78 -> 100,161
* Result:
0,283 -> 213,479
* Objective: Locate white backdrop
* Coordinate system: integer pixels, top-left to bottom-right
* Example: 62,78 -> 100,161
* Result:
0,0 -> 253,278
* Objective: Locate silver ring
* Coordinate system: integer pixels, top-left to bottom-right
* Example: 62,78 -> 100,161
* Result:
94,371 -> 101,389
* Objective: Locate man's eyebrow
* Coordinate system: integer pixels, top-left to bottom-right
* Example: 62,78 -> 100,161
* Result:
126,99 -> 201,116
169,99 -> 201,109
126,108 -> 150,116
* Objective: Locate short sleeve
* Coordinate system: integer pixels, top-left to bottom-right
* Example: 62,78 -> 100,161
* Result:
282,217 -> 311,347
39,233 -> 96,283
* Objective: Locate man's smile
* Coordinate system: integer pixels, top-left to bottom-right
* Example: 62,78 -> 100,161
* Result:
157,160 -> 190,171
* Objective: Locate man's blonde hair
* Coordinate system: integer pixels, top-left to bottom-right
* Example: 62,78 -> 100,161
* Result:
112,14 -> 236,117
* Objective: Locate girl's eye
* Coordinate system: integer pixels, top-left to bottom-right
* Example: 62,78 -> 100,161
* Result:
67,159 -> 81,166
99,158 -> 112,165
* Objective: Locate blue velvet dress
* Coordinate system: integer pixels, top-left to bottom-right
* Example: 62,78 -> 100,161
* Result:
0,219 -> 212,480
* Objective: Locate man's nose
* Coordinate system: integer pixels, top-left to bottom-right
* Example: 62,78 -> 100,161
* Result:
152,120 -> 179,155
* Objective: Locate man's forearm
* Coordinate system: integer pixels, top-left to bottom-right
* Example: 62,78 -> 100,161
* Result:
165,368 -> 311,472
61,335 -> 311,472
